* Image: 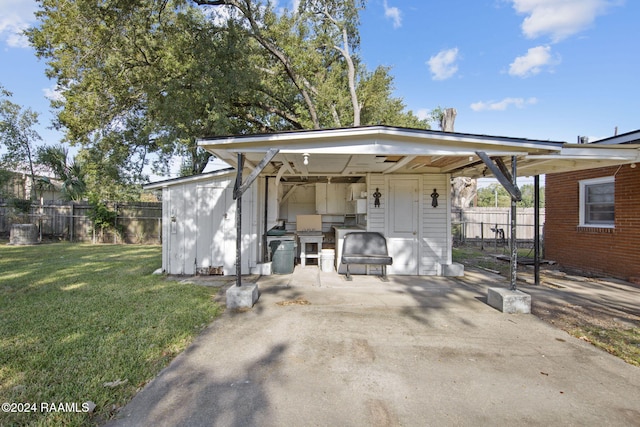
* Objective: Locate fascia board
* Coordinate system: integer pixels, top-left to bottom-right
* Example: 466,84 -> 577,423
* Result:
144,168 -> 235,189
529,146 -> 640,160
198,127 -> 564,152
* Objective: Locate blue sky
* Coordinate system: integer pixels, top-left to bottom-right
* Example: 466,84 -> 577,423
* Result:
358,0 -> 639,143
1,0 -> 639,178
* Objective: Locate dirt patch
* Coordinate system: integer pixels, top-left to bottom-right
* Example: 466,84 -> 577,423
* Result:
454,246 -> 640,366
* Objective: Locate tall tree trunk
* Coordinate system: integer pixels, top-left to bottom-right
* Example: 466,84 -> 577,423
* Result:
440,108 -> 456,132
443,108 -> 477,208
335,26 -> 360,126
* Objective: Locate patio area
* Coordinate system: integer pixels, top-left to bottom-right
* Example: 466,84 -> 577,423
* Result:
110,264 -> 640,426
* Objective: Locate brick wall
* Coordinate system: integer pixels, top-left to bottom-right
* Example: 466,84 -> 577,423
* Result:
545,164 -> 640,282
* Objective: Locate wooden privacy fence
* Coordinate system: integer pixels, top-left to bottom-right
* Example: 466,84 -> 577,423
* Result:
452,207 -> 545,247
2,203 -> 541,247
0,201 -> 162,244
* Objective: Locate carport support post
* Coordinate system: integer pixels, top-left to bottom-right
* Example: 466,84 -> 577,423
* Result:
509,156 -> 518,291
534,175 -> 540,286
488,155 -> 531,314
235,153 -> 244,288
227,149 -> 279,308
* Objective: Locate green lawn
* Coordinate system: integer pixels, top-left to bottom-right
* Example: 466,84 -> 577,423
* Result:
0,243 -> 223,426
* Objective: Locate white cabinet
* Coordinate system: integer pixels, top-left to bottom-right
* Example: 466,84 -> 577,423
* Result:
346,199 -> 367,214
315,183 -> 347,214
347,183 -> 366,201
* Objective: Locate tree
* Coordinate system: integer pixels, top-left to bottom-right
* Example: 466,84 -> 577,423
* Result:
516,184 -> 544,208
476,183 -> 544,208
36,145 -> 87,201
431,106 -> 475,209
476,184 -> 511,207
29,0 -> 430,180
28,1 -> 233,176
0,86 -> 41,200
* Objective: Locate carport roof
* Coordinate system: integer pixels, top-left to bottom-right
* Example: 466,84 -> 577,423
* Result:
196,125 -> 640,179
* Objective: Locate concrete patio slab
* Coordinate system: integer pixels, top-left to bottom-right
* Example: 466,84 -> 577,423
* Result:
107,267 -> 640,427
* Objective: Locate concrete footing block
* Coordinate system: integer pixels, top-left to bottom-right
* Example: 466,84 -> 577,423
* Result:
442,262 -> 464,277
487,287 -> 531,314
251,262 -> 272,275
226,283 -> 259,309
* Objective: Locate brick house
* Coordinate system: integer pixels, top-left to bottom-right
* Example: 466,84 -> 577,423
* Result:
545,130 -> 640,283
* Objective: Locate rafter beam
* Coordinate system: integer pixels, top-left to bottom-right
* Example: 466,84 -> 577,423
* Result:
383,156 -> 416,173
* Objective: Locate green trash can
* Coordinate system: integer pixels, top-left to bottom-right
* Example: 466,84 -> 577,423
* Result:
270,240 -> 295,274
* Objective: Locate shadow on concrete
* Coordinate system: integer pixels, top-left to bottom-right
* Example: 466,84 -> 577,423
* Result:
107,264 -> 640,427
108,341 -> 288,427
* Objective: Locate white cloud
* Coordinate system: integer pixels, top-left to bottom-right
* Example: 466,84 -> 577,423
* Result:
427,48 -> 460,81
511,0 -> 616,42
0,0 -> 37,48
415,109 -> 430,121
383,0 -> 402,29
43,85 -> 64,102
470,97 -> 538,112
509,45 -> 559,77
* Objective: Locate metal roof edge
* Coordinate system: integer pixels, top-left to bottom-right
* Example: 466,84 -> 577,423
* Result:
197,125 -> 566,148
590,129 -> 640,145
143,167 -> 236,190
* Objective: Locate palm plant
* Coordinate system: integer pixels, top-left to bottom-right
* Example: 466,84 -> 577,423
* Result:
36,145 -> 87,201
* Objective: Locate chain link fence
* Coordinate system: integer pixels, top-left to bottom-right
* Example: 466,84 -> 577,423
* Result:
452,207 -> 544,251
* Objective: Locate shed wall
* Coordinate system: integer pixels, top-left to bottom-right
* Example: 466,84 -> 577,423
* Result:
161,174 -> 257,275
367,173 -> 450,275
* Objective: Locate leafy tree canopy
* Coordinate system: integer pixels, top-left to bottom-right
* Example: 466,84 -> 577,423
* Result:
28,0 -> 431,180
476,183 -> 545,208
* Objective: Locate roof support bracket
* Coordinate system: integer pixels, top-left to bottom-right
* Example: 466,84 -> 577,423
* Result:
234,149 -> 280,199
475,151 -> 522,201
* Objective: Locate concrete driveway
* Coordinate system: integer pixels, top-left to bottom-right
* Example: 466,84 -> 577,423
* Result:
108,267 -> 640,426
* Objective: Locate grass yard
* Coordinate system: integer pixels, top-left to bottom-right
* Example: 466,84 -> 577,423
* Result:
0,243 -> 223,426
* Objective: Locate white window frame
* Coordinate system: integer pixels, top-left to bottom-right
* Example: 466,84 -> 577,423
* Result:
579,176 -> 615,227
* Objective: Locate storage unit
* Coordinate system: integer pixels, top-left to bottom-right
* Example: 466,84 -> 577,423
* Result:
315,183 -> 347,214
346,199 -> 367,214
145,169 -> 258,276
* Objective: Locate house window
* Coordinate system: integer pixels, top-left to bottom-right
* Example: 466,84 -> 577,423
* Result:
579,176 -> 615,227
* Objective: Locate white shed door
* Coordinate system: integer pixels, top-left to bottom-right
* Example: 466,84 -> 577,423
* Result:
387,177 -> 419,275
196,186 -> 227,271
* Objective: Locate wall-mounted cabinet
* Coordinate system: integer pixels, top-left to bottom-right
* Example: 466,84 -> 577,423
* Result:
347,183 -> 367,201
315,183 -> 347,214
346,199 -> 367,214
